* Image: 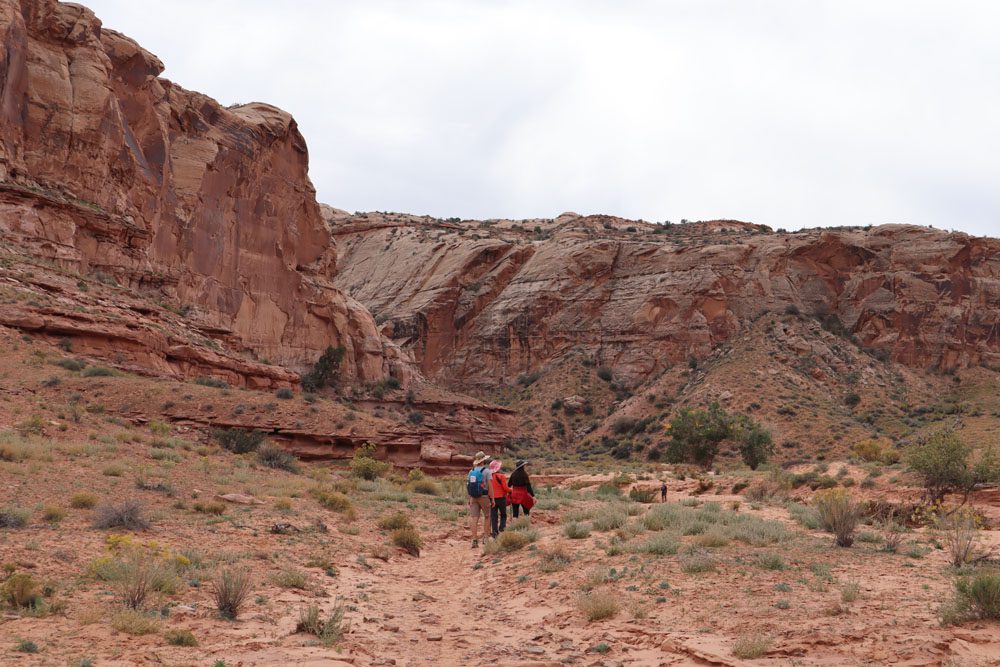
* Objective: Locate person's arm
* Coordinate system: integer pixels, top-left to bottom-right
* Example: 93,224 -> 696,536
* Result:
486,469 -> 495,505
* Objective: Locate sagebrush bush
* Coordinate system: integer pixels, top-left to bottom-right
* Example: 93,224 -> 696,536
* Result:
211,428 -> 264,454
256,442 -> 299,473
577,591 -> 619,621
732,635 -> 771,659
391,526 -> 423,556
680,550 -> 716,573
165,629 -> 198,646
314,489 -> 353,514
272,569 -> 309,589
483,529 -> 538,554
377,512 -> 412,531
640,533 -> 680,556
628,486 -> 657,503
813,489 -> 862,547
563,522 -> 591,539
410,479 -> 440,496
93,500 -> 149,530
0,506 -> 30,528
954,572 -> 1000,621
591,508 -> 628,532
193,501 -> 226,516
214,567 -> 252,619
111,609 -> 160,635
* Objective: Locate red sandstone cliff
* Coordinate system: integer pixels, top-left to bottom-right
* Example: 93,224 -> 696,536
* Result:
330,212 -> 1000,388
0,0 -> 402,384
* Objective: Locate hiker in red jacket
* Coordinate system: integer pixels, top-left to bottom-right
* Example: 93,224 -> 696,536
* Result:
508,459 -> 535,519
489,460 -> 510,536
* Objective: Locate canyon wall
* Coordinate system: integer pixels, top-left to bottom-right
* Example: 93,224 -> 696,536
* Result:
0,0 -> 401,383
331,212 -> 1000,387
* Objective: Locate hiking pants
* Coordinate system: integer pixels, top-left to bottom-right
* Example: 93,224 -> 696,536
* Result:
491,498 -> 507,536
511,502 -> 530,518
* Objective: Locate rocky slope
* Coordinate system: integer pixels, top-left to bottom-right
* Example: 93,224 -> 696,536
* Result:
0,0 -> 402,384
332,211 -> 1000,387
332,211 -> 1000,459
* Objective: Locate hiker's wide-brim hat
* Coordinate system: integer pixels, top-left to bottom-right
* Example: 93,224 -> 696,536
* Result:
514,459 -> 527,470
473,451 -> 491,465
489,460 -> 502,473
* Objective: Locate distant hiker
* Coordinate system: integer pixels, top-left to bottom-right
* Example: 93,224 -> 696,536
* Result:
660,480 -> 668,503
467,451 -> 495,548
489,459 -> 510,537
509,459 -> 535,519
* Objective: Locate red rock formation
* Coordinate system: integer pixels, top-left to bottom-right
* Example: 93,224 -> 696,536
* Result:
331,212 -> 1000,387
0,0 -> 402,383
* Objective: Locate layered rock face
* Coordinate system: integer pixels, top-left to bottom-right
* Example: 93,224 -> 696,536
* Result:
332,212 -> 1000,387
0,0 -> 399,383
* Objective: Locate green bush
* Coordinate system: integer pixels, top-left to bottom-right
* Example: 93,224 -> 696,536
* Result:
813,489 -> 861,547
275,387 -> 294,400
55,358 -> 87,371
905,430 -> 999,505
214,567 -> 252,619
82,366 -> 118,378
165,629 -> 198,646
628,486 -> 657,503
483,529 -> 538,554
563,522 -> 591,539
296,604 -> 346,646
300,346 -> 345,393
0,506 -> 30,528
256,442 -> 299,473
194,376 -> 228,388
953,572 -> 1000,620
211,428 -> 265,454
377,513 -> 412,531
391,526 -> 423,556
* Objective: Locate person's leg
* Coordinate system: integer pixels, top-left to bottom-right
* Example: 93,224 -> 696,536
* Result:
497,498 -> 507,532
482,500 -> 491,540
469,498 -> 479,545
523,504 -> 530,516
511,503 -> 520,518
490,502 -> 499,537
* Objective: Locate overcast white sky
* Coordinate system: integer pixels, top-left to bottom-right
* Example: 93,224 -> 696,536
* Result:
84,0 -> 998,236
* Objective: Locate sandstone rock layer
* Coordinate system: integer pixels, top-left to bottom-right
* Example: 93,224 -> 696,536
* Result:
0,0 -> 401,383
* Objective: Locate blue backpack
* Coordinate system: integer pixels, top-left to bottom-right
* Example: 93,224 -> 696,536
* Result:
467,467 -> 487,498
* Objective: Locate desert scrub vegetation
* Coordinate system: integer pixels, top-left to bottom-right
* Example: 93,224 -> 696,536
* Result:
0,506 -> 30,528
350,442 -> 390,480
376,512 -> 412,531
484,528 -> 539,554
300,345 -> 345,392
563,522 -> 591,539
211,427 -> 265,454
732,635 -> 771,659
3,572 -> 41,609
313,488 -> 355,517
905,429 -> 1000,505
165,629 -> 198,646
110,609 -> 160,635
391,526 -> 423,556
813,489 -> 862,547
577,591 -> 619,621
639,501 -> 790,546
214,567 -> 252,619
93,499 -> 149,530
272,569 -> 309,590
256,441 -> 300,473
941,571 -> 1000,624
296,604 -> 347,646
936,506 -> 983,567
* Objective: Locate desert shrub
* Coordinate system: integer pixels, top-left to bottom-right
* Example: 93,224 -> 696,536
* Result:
15,639 -> 38,653
300,346 -> 345,392
117,557 -> 163,610
69,491 -> 97,510
563,522 -> 591,539
165,629 -> 198,646
664,403 -> 771,470
377,512 -> 412,531
813,489 -> 862,547
844,392 -> 861,408
111,609 -> 160,635
0,506 -> 30,528
628,486 -> 657,503
3,573 -> 41,608
275,387 -> 293,400
539,544 -> 572,571
852,439 -> 885,462
754,553 -> 786,570
577,591 -> 619,620
256,442 -> 299,473
410,479 -> 440,496
42,505 -> 66,523
735,421 -> 774,470
680,550 -> 716,573
744,479 -> 787,503
483,529 -> 538,554
591,508 -> 627,532
596,367 -> 613,382
905,430 -> 999,505
55,358 -> 87,371
840,580 -> 861,603
391,526 -> 423,556
350,442 -> 389,480
640,533 -> 680,556
296,604 -> 346,646
193,501 -> 226,515
953,572 -> 1000,621
214,568 -> 252,619
937,507 -> 981,567
82,366 -> 118,378
211,428 -> 265,454
786,502 -> 820,530
314,489 -> 353,514
273,569 -> 309,589
732,635 -> 771,659
93,500 -> 149,530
